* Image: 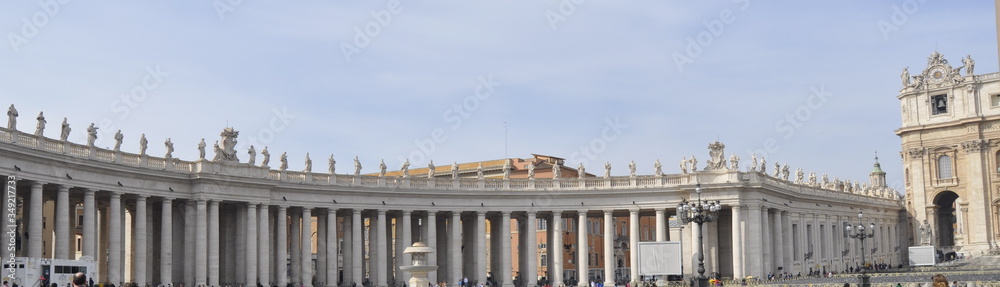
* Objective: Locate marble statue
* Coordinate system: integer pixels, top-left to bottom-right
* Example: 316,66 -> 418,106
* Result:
628,160 -> 636,177
86,123 -> 98,147
919,220 -> 933,245
113,130 -> 123,152
476,163 -> 484,179
279,152 -> 288,171
451,162 -> 459,179
679,157 -> 688,174
304,153 -> 312,173
795,168 -> 803,184
328,154 -> 336,174
689,155 -> 698,172
577,163 -> 586,179
164,138 -> 174,158
261,147 -> 270,167
901,67 -> 910,87
60,118 -> 71,141
552,162 -> 561,179
212,141 -> 222,161
378,159 -> 387,176
428,160 -> 436,178
502,160 -> 510,179
247,145 -> 257,165
706,141 -> 726,170
654,159 -> 662,176
759,156 -> 766,173
401,159 -> 410,177
821,174 -> 829,188
781,164 -> 790,180
773,162 -> 780,177
353,156 -> 361,175
729,153 -> 740,170
808,172 -> 816,186
139,134 -> 148,155
218,128 -> 240,162
197,138 -> 206,159
7,104 -> 17,130
34,112 -> 45,136
527,162 -> 536,179
750,153 -> 758,171
964,55 -> 975,76
604,162 -> 611,178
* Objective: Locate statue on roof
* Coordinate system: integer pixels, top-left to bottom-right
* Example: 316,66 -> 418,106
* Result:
604,162 -> 612,178
689,155 -> 698,172
34,111 -> 45,136
279,152 -> 288,171
353,156 -> 361,175
114,130 -> 124,152
577,163 -> 586,179
451,161 -> 459,179
759,156 -> 766,173
139,134 -> 148,155
552,162 -> 561,179
654,159 -> 662,176
964,55 -> 975,76
528,162 -> 536,179
502,160 -> 510,179
7,104 -> 17,130
901,67 -> 910,88
706,141 -> 726,170
401,159 -> 410,178
679,157 -> 688,174
164,138 -> 174,158
247,145 -> 257,165
477,163 -> 484,179
750,153 -> 758,172
808,172 -> 816,186
628,160 -> 636,177
218,128 -> 240,162
795,168 -> 803,184
197,138 -> 206,159
729,153 -> 740,170
261,146 -> 270,167
304,153 -> 312,173
60,117 -> 71,141
329,154 -> 336,174
428,160 -> 436,178
86,123 -> 98,147
378,159 -> 387,177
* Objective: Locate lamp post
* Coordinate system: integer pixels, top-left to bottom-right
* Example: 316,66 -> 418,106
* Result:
676,183 -> 722,287
846,210 -> 876,287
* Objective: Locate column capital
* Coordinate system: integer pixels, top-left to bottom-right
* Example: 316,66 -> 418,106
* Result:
57,184 -> 70,192
501,210 -> 511,215
477,210 -> 486,216
377,209 -> 387,215
525,210 -> 536,216
352,209 -> 362,214
629,208 -> 639,214
276,205 -> 287,211
136,195 -> 147,201
30,181 -> 44,188
109,191 -> 121,198
604,209 -> 615,215
84,188 -> 97,194
577,209 -> 588,215
402,210 -> 412,216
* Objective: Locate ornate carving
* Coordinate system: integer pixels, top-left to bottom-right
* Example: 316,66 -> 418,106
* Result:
705,141 -> 726,170
218,128 -> 240,162
907,148 -> 925,159
961,139 -> 987,153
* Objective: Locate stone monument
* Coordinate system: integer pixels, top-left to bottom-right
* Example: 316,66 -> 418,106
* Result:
400,242 -> 438,287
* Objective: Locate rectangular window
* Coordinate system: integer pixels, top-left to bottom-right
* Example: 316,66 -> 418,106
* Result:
78,215 -> 84,226
540,254 -> 548,267
932,94 -> 948,115
992,94 -> 1000,107
77,238 -> 82,252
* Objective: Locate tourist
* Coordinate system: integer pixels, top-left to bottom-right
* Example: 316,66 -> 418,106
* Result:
932,274 -> 948,287
72,274 -> 87,287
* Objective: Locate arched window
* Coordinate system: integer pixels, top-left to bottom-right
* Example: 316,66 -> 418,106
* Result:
938,155 -> 953,179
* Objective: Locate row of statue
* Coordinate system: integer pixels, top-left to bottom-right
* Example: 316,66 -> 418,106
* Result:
900,53 -> 975,89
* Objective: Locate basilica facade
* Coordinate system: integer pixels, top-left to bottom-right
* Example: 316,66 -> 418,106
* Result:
897,52 -> 1000,256
0,105 -> 903,287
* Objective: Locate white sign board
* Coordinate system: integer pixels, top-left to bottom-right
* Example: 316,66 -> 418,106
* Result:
908,246 -> 935,266
637,241 -> 682,275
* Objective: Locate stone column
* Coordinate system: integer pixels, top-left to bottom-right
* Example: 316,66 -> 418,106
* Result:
602,210 -> 614,287
745,204 -> 762,278
260,205 -> 271,286
55,185 -> 70,259
303,208 -> 313,287
629,210 -> 640,283
377,209 -> 388,287
501,211 -> 513,287
772,209 -> 784,274
761,208 -> 771,274
551,212 -> 563,286
109,192 -> 122,285
277,206 -> 289,287
209,201 -> 220,287
291,211 -> 302,284
577,211 -> 587,287
655,209 -> 666,241
525,212 -> 537,287
186,202 -> 196,285
317,214 -> 327,286
427,211 -> 438,284
134,196 -> 148,286
731,205 -> 743,279
400,211 -> 413,281
28,181 -> 42,258
84,188 -> 97,259
690,215 -> 701,279
195,200 -> 208,287
450,212 -> 462,284
352,209 -> 363,286
476,211 -> 487,284
782,212 -> 792,274
327,209 -> 339,287
161,198 -> 173,285
247,203 -> 259,286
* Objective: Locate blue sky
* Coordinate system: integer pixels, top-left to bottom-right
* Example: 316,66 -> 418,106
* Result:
1,1 -> 996,193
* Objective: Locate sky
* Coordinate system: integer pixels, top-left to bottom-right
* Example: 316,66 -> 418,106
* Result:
1,1 -> 996,194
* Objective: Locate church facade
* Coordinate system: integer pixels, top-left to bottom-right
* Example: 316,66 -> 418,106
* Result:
897,52 -> 1000,255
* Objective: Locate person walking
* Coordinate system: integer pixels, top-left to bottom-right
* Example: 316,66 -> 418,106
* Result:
932,274 -> 948,287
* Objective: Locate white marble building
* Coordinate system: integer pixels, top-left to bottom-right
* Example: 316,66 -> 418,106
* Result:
0,111 -> 904,287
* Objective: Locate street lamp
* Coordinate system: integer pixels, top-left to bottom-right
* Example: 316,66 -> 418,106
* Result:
676,183 -> 722,287
846,210 -> 876,287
